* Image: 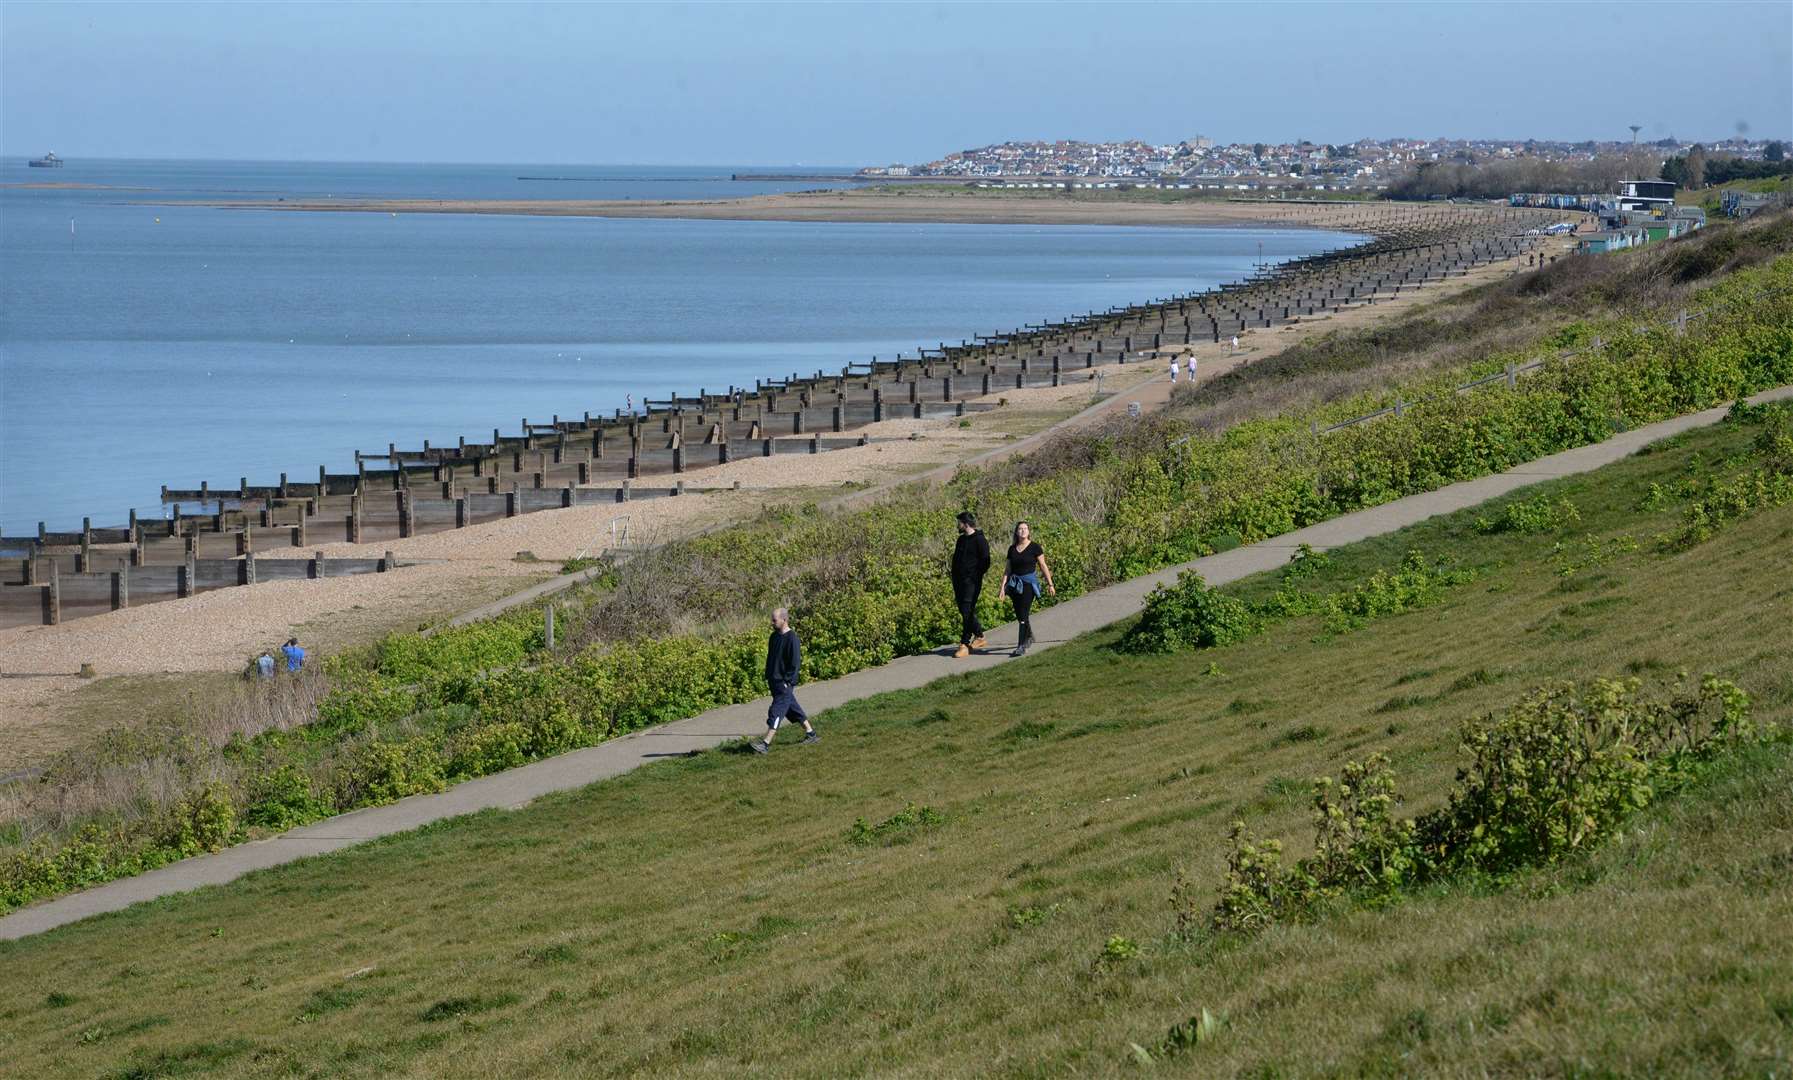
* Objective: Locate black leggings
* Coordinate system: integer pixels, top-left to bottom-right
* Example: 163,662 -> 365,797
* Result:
1010,590 -> 1034,645
957,595 -> 984,644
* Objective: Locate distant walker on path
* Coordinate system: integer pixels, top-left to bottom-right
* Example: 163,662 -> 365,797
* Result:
1000,521 -> 1055,657
950,511 -> 991,658
751,607 -> 818,753
281,638 -> 305,673
1168,356 -> 1179,383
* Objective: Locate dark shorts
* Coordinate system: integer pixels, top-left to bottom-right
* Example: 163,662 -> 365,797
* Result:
767,680 -> 807,729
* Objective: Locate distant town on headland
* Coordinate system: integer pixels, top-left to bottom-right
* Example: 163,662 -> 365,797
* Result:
860,134 -> 1792,197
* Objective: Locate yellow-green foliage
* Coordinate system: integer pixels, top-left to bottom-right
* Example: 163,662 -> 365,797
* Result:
1200,674 -> 1771,935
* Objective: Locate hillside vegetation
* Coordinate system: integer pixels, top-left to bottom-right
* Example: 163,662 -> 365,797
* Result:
1,396 -> 1790,1077
5,212 -> 1792,917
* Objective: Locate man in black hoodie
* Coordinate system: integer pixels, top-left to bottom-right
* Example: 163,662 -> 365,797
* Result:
951,511 -> 991,658
751,607 -> 816,753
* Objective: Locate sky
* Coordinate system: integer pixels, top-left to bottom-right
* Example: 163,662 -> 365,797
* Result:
3,1 -> 1789,166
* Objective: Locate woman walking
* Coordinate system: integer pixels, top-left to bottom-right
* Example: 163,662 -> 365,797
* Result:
1000,521 -> 1055,657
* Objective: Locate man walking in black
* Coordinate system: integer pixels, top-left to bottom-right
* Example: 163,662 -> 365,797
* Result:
751,607 -> 817,753
951,511 -> 991,658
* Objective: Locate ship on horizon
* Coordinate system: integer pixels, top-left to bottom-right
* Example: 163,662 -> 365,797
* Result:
28,152 -> 65,168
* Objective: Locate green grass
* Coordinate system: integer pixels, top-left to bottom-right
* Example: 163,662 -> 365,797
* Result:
1,417 -> 1790,1077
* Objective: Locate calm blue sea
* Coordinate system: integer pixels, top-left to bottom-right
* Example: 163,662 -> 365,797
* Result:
0,159 -> 1362,534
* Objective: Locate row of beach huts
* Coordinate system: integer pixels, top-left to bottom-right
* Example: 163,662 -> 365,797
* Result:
1512,180 -> 1709,255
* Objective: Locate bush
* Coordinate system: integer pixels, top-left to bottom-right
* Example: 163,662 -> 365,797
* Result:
165,783 -> 238,857
1194,674 -> 1772,936
313,672 -> 417,739
1125,550 -> 1472,654
243,765 -> 332,831
1309,550 -> 1475,633
1415,675 -> 1760,873
445,721 -> 531,779
374,608 -> 546,696
336,738 -> 447,807
1475,495 -> 1581,534
1120,572 -> 1256,654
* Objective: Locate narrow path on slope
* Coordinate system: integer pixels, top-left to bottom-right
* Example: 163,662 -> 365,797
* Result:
7,384 -> 1784,942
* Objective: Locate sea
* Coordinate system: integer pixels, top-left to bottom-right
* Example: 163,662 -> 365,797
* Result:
0,159 -> 1364,534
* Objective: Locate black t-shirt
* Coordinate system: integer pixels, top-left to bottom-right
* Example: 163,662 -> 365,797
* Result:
1006,541 -> 1043,576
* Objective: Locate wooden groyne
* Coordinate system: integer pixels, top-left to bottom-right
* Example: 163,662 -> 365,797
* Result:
0,205 -> 1564,629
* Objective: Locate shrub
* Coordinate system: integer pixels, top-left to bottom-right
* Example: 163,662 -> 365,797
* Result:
165,783 -> 238,857
446,721 -> 531,779
1311,550 -> 1475,633
336,738 -> 447,807
375,608 -> 545,691
1280,543 -> 1332,580
243,765 -> 332,830
1120,572 -> 1256,654
1306,754 -> 1417,896
1195,675 -> 1771,936
1414,675 -> 1761,873
1210,822 -> 1295,933
1474,495 -> 1581,534
1666,409 -> 1793,546
313,673 -> 417,739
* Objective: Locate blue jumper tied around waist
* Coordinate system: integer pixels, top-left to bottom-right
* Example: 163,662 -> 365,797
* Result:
1005,571 -> 1041,599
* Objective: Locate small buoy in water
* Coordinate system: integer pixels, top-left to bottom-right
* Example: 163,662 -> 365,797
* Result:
154,217 -> 160,223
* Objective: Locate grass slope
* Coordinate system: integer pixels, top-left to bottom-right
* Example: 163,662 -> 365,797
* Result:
2,418 -> 1791,1078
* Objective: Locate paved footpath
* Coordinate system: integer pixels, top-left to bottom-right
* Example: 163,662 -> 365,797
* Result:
5,385 -> 1787,942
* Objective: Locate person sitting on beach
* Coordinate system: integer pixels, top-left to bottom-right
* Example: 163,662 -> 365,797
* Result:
256,651 -> 276,680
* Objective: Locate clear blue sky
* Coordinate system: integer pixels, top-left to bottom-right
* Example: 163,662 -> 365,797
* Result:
3,1 -> 1788,165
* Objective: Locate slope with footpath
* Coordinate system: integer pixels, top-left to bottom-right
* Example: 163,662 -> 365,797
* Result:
1,380 -> 1789,1077
2,211 -> 1789,921
0,195 -> 1539,762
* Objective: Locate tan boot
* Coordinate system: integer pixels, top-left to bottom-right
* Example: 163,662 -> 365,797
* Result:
953,644 -> 970,659
969,636 -> 988,650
